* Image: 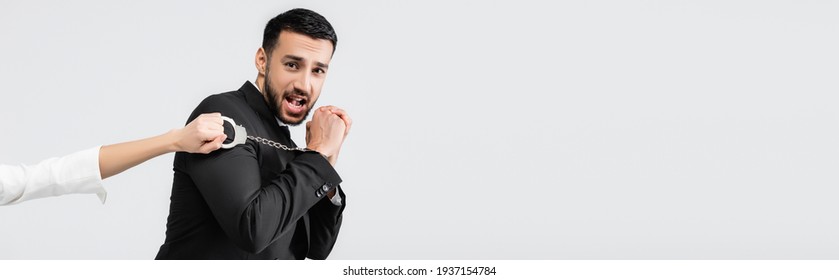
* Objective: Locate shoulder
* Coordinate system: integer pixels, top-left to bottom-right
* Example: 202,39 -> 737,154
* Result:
187,90 -> 248,123
195,90 -> 245,112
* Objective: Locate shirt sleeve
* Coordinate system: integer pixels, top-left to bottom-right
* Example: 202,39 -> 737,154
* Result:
0,146 -> 106,206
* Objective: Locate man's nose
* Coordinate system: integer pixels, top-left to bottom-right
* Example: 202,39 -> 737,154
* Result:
292,71 -> 312,93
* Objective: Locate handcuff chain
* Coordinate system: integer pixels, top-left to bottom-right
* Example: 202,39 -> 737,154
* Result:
246,135 -> 311,152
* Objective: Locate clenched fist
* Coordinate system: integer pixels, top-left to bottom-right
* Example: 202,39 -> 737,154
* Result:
306,106 -> 351,163
173,112 -> 226,154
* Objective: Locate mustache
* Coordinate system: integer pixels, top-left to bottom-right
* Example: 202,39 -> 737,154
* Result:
283,88 -> 309,98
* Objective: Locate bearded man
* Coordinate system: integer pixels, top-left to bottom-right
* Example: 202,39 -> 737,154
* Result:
156,8 -> 351,260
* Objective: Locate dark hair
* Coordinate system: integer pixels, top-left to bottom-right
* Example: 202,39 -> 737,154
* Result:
262,8 -> 337,55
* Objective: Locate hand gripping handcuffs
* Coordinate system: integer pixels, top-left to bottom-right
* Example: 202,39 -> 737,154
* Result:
220,116 -> 311,152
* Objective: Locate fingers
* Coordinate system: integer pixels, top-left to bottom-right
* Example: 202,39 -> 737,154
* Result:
312,106 -> 350,133
198,134 -> 226,154
326,113 -> 346,130
194,112 -> 224,129
193,112 -> 225,140
316,106 -> 350,122
180,112 -> 225,153
332,108 -> 352,135
313,106 -> 332,119
198,112 -> 223,125
317,106 -> 352,136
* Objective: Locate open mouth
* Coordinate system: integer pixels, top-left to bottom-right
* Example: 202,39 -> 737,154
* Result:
283,94 -> 308,115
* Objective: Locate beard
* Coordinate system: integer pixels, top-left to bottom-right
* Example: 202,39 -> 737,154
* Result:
263,66 -> 314,126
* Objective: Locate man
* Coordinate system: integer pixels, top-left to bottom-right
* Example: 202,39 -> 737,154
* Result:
155,8 -> 351,260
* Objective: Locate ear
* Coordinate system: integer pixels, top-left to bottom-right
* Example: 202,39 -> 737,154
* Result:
255,47 -> 267,75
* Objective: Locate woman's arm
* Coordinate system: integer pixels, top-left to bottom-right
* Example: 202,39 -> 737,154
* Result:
98,113 -> 225,179
1,113 -> 226,205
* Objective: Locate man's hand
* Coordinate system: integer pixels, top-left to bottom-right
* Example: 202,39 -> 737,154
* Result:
305,106 -> 348,160
173,113 -> 226,154
321,105 -> 352,138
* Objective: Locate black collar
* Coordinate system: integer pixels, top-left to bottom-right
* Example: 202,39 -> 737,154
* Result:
240,81 -> 277,124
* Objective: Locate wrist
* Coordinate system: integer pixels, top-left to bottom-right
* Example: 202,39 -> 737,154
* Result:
165,128 -> 183,153
306,145 -> 332,158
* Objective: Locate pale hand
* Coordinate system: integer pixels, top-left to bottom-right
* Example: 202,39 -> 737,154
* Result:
173,112 -> 226,154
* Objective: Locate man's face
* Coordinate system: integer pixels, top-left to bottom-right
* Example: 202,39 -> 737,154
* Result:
263,31 -> 334,125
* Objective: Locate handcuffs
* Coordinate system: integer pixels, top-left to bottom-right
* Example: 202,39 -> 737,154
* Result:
219,115 -> 311,153
220,116 -> 248,149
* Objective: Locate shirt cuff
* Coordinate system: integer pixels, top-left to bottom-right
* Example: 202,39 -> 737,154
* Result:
330,186 -> 342,206
61,146 -> 108,204
62,146 -> 107,204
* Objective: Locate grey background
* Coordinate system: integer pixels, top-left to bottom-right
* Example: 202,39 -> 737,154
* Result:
1,0 -> 837,259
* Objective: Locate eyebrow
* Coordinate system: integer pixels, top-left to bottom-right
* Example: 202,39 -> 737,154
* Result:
283,55 -> 329,69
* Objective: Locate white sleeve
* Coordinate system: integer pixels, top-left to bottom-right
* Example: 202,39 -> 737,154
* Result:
0,146 -> 107,206
330,186 -> 342,206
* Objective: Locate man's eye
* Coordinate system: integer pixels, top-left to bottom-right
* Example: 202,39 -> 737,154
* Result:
313,68 -> 325,74
285,62 -> 298,69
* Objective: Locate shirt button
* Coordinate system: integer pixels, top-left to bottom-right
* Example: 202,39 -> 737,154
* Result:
322,184 -> 329,191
